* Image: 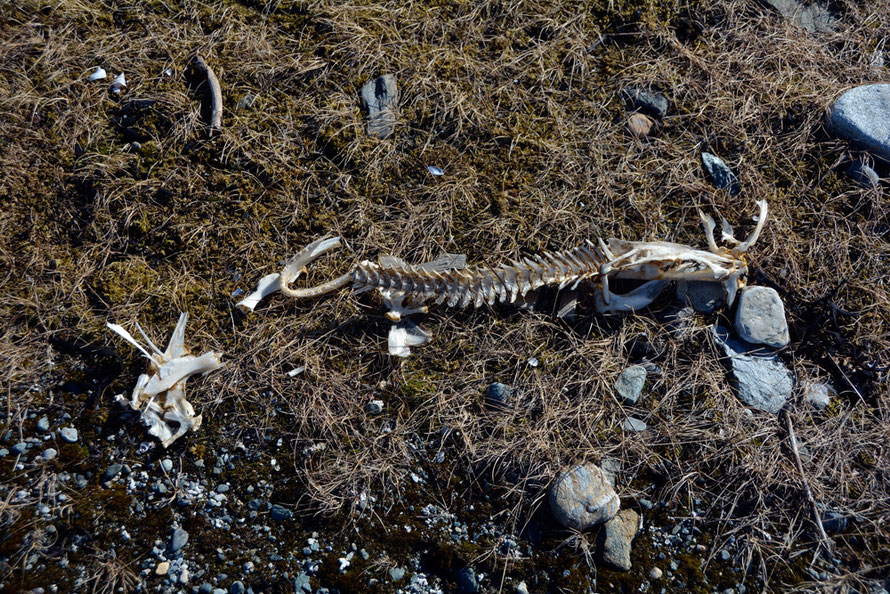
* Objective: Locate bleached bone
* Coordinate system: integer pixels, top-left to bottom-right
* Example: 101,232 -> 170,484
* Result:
240,201 -> 768,355
108,313 -> 224,447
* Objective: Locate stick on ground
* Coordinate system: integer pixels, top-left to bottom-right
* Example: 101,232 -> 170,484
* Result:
783,409 -> 835,558
190,54 -> 222,134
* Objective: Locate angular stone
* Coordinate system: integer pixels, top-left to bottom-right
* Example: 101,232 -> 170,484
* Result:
614,365 -> 647,404
676,280 -> 725,313
762,0 -> 837,32
599,509 -> 640,571
712,326 -> 794,414
701,152 -> 740,195
485,382 -> 512,409
734,286 -> 789,348
549,463 -> 620,531
170,527 -> 189,552
828,84 -> 890,162
622,417 -> 647,432
627,113 -> 653,138
269,504 -> 292,521
60,427 -> 78,443
456,567 -> 478,593
103,464 -> 123,482
360,74 -> 398,139
621,86 -> 669,118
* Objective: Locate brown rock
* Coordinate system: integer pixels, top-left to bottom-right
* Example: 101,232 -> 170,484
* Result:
627,113 -> 653,138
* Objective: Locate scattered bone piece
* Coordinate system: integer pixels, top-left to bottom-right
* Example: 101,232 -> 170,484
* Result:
191,54 -> 223,134
108,313 -> 224,447
109,73 -> 126,94
388,320 -> 431,357
88,66 -> 107,81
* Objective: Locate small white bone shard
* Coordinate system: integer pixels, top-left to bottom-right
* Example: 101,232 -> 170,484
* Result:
388,320 -> 431,357
108,313 -> 223,447
109,73 -> 126,94
88,67 -> 107,81
236,273 -> 283,312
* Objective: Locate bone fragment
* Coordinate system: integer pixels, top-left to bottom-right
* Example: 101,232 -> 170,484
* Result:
191,54 -> 222,134
388,320 -> 431,357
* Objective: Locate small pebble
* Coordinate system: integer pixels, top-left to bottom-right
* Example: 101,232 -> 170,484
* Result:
720,549 -> 731,561
103,464 -> 123,482
365,400 -> 384,415
36,416 -> 50,432
161,459 -> 174,472
12,442 -> 27,455
628,113 -> 653,138
170,528 -> 189,552
42,448 -> 58,461
649,567 -> 663,580
60,427 -> 78,443
156,561 -> 170,576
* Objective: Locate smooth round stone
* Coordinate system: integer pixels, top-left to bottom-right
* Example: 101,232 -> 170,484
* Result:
161,458 -> 174,472
42,448 -> 58,461
549,463 -> 620,531
828,84 -> 890,161
734,286 -> 789,348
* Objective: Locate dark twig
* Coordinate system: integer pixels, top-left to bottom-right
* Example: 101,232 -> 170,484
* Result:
783,410 -> 834,558
191,54 -> 222,134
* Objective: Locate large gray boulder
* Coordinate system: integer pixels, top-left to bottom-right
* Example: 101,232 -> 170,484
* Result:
827,84 -> 890,162
549,463 -> 620,531
734,286 -> 790,348
712,326 -> 794,414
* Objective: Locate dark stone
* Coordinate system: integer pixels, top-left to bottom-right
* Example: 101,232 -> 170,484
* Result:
701,152 -> 740,195
485,382 -> 512,409
269,504 -> 292,521
621,86 -> 669,118
170,527 -> 189,552
103,464 -> 123,482
456,567 -> 478,593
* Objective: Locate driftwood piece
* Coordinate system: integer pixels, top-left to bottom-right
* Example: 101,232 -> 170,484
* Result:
191,54 -> 222,134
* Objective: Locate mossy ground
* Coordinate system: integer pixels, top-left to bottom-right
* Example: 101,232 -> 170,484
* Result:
1,0 -> 889,591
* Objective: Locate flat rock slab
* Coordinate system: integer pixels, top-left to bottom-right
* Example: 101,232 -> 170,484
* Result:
549,463 -> 620,531
828,84 -> 890,162
599,509 -> 640,571
734,286 -> 789,348
360,74 -> 398,139
762,0 -> 837,32
712,326 -> 794,414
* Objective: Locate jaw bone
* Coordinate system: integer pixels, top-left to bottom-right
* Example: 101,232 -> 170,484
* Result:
107,313 -> 224,447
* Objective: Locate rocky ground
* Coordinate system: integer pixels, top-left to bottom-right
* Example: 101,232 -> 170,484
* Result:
2,0 -> 890,592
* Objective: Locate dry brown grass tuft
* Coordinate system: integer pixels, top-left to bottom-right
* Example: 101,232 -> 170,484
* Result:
1,0 -> 889,590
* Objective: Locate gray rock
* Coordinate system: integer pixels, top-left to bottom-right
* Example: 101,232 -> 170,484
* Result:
600,509 -> 640,571
229,582 -> 245,594
269,504 -> 292,521
821,508 -> 848,534
389,567 -> 405,581
712,326 -> 794,414
762,0 -> 836,32
161,458 -> 173,472
456,567 -> 478,593
170,527 -> 189,552
549,463 -> 620,531
734,286 -> 789,348
360,74 -> 398,139
42,448 -> 58,461
0,448 -> 8,457
847,158 -> 880,188
614,365 -> 647,404
621,86 -> 669,118
36,416 -> 50,432
12,442 -> 27,455
516,582 -> 530,594
622,417 -> 647,432
365,400 -> 384,415
676,280 -> 726,313
649,566 -> 663,580
486,382 -> 512,409
828,84 -> 890,162
701,152 -> 740,195
600,457 -> 621,487
293,572 -> 312,593
59,427 -> 78,443
103,463 -> 123,482
804,381 -> 834,410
